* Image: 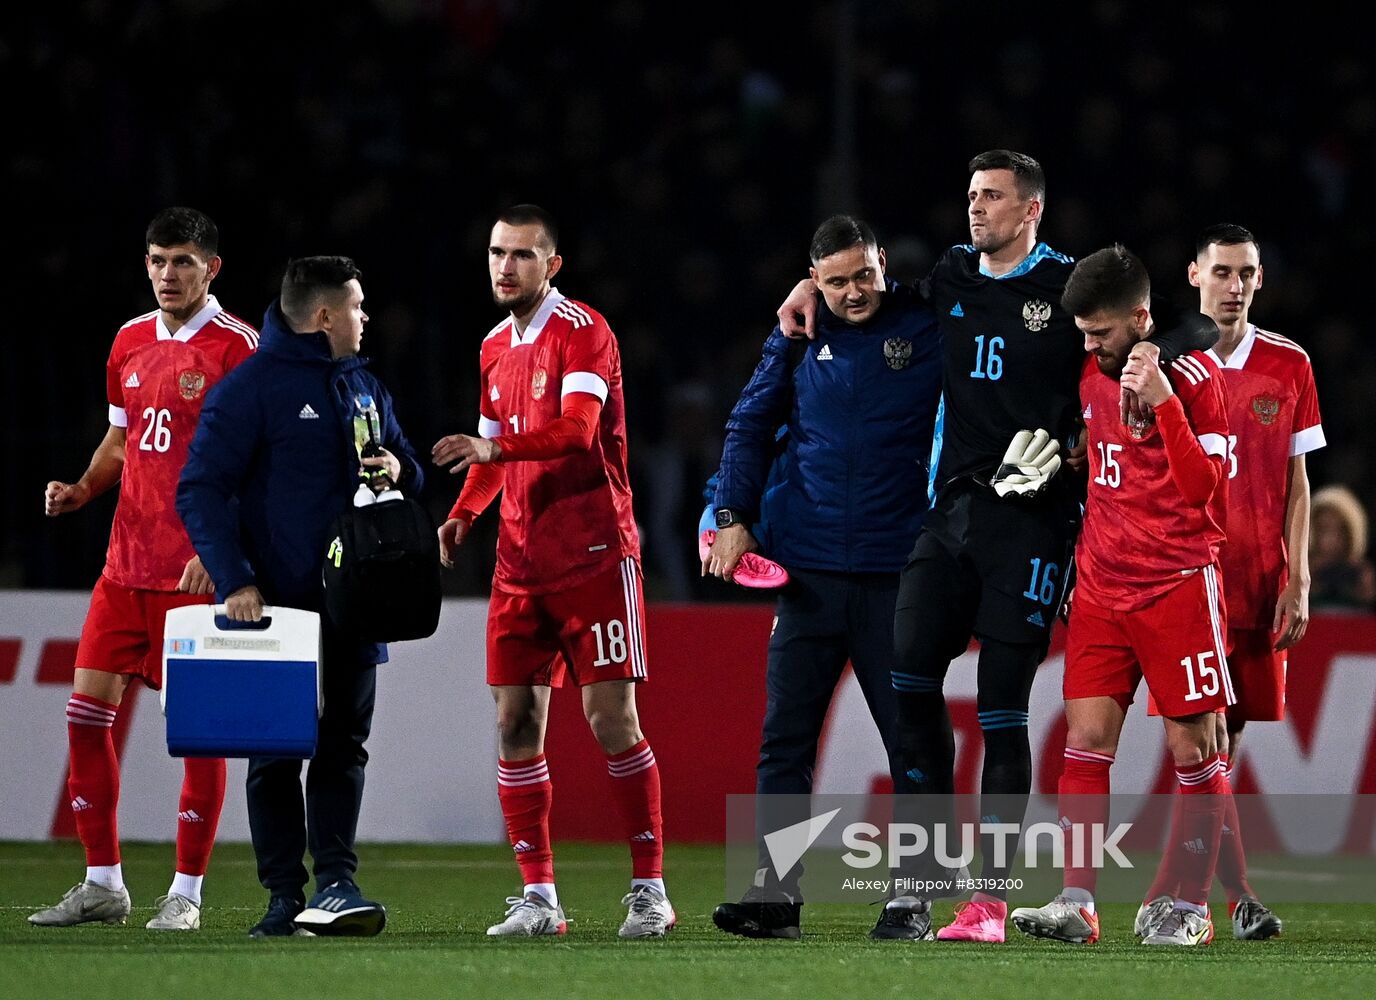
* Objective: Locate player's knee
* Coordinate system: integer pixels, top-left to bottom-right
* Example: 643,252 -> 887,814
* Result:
495,709 -> 542,751
1164,722 -> 1217,766
1065,721 -> 1118,757
585,707 -> 641,753
72,667 -> 129,706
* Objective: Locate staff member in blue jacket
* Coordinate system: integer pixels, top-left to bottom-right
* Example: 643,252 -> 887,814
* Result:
706,216 -> 942,940
176,256 -> 422,939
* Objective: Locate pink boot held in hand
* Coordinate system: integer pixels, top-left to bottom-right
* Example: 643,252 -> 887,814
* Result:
698,530 -> 790,589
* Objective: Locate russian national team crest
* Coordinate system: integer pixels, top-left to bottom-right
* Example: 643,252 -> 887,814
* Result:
1023,299 -> 1052,332
1252,395 -> 1280,426
530,368 -> 548,400
883,337 -> 912,370
178,370 -> 207,400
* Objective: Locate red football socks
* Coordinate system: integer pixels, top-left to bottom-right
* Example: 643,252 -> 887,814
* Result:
1174,754 -> 1230,906
175,757 -> 226,877
497,755 -> 555,885
606,740 -> 663,880
1058,748 -> 1114,896
66,694 -> 120,867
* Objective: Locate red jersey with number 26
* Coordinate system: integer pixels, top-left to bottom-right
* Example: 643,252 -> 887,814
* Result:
477,288 -> 639,595
1076,350 -> 1230,611
104,296 -> 257,590
1208,326 -> 1325,629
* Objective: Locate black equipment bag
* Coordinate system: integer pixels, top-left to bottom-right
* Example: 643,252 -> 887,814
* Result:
323,496 -> 442,642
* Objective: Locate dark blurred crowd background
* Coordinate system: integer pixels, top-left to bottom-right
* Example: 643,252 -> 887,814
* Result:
5,1 -> 1375,610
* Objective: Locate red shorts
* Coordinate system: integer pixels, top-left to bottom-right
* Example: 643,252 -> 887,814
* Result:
1145,628 -> 1284,720
1215,629 -> 1286,721
75,576 -> 212,690
486,557 -> 648,688
1065,566 -> 1234,718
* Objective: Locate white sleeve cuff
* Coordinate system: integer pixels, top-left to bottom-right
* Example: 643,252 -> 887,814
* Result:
1290,424 -> 1326,457
561,371 -> 609,402
109,405 -> 128,428
1197,432 -> 1228,459
478,416 -> 503,439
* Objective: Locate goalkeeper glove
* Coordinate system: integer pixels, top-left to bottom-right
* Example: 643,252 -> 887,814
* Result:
990,428 -> 1062,498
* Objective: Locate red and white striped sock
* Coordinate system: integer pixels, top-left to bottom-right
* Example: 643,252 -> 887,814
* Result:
174,756 -> 226,892
66,694 -> 121,873
606,740 -> 664,882
1059,747 -> 1114,902
1175,754 -> 1229,907
497,755 -> 555,888
1213,754 -> 1255,908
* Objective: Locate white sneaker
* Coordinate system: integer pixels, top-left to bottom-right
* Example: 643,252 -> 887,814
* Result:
1142,906 -> 1214,946
618,885 -> 677,939
146,892 -> 201,931
1231,895 -> 1282,940
28,881 -> 132,926
1010,895 -> 1100,944
1134,895 -> 1174,938
486,893 -> 568,937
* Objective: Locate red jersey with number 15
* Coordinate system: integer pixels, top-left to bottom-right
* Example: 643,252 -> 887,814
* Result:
1207,325 -> 1325,629
477,288 -> 639,595
1076,350 -> 1230,611
104,295 -> 257,590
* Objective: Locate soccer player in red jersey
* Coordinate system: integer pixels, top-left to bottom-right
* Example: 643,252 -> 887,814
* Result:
433,205 -> 672,939
1011,245 -> 1233,947
1136,224 -> 1325,940
31,208 -> 257,931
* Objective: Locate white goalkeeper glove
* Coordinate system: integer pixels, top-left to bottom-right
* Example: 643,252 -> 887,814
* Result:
990,428 -> 1062,498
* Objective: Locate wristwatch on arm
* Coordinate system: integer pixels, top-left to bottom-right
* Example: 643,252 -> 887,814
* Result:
715,508 -> 750,530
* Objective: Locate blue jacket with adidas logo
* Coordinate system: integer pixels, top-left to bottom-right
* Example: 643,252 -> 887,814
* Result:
176,300 -> 423,661
714,281 -> 942,574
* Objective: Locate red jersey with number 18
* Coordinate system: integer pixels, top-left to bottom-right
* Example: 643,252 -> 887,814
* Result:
477,288 -> 639,595
1075,350 -> 1230,611
103,295 -> 257,591
1208,325 -> 1325,629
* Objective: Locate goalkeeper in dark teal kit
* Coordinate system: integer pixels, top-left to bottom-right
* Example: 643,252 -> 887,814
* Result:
779,150 -> 1217,942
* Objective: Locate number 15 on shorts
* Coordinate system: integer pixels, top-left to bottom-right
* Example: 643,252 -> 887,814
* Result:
1181,650 -> 1221,702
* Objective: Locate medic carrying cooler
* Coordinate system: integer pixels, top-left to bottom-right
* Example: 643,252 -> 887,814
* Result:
161,604 -> 323,758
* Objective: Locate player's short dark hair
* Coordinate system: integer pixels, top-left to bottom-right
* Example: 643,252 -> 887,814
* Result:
1061,243 -> 1151,317
809,215 -> 878,265
968,149 -> 1046,204
280,255 -> 363,328
145,207 -> 219,257
1196,222 -> 1260,259
495,203 -> 558,252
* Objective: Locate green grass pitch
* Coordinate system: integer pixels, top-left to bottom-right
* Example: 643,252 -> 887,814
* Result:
3,841 -> 1375,999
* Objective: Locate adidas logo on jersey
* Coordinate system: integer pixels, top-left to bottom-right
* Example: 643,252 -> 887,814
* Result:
299,404 -> 320,419
631,831 -> 657,842
178,809 -> 203,823
512,840 -> 534,853
124,372 -> 141,388
490,385 -> 501,401
950,302 -> 965,317
816,344 -> 834,361
1083,403 -> 1093,419
71,796 -> 92,812
1025,610 -> 1046,627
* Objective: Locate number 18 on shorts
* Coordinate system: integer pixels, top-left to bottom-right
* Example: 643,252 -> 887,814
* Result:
486,557 -> 648,687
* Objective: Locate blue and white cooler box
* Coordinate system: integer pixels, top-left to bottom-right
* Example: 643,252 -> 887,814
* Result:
161,604 -> 323,758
